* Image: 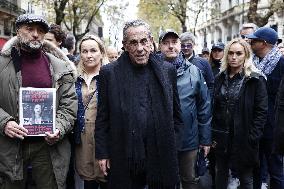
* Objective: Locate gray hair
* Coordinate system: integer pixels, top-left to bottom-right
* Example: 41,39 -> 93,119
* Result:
123,19 -> 151,41
240,23 -> 259,32
180,32 -> 196,44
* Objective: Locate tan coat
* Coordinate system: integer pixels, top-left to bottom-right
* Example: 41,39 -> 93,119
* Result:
75,66 -> 106,182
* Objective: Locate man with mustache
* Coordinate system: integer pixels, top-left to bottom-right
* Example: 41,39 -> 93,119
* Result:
0,14 -> 77,189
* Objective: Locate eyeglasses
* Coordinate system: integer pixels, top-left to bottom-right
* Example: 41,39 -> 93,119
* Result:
126,38 -> 150,48
241,35 -> 248,39
181,43 -> 193,49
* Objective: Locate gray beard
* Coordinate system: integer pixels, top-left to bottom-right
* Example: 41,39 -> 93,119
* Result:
19,37 -> 43,52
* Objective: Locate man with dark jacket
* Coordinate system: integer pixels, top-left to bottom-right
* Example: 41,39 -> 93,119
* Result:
179,32 -> 214,97
158,29 -> 211,189
0,14 -> 77,189
275,76 -> 284,154
247,27 -> 284,189
95,20 -> 183,189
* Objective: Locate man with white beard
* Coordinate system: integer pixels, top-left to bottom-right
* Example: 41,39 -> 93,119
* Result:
0,14 -> 77,189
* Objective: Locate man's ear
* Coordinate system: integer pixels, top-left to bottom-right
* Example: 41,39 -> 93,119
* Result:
150,36 -> 154,44
57,41 -> 62,47
122,41 -> 127,52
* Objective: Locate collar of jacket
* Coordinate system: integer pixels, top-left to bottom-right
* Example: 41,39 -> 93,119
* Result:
187,51 -> 196,62
218,70 -> 263,85
1,36 -> 77,77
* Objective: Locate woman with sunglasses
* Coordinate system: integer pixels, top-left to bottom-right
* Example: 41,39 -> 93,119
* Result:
74,34 -> 109,189
212,38 -> 267,189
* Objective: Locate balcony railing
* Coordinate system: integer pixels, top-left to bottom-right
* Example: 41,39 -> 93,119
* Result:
0,0 -> 26,15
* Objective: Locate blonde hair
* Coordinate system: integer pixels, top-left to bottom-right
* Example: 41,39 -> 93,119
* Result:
220,38 -> 260,77
78,34 -> 109,67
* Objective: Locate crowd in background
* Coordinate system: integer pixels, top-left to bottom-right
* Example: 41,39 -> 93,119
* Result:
1,13 -> 284,189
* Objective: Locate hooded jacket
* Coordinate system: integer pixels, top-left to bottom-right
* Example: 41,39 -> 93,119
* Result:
0,37 -> 77,189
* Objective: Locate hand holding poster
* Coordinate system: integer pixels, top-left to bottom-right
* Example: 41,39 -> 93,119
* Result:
19,88 -> 56,136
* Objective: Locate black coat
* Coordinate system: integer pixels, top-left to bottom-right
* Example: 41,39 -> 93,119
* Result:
274,75 -> 284,154
212,71 -> 268,169
95,52 -> 183,188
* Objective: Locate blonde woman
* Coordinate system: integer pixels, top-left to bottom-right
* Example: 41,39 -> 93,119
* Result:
212,38 -> 268,189
74,34 -> 109,189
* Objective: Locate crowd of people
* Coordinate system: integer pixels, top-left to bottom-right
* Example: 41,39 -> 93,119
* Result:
0,13 -> 284,189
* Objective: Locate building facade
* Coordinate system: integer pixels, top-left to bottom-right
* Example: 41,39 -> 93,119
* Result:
193,0 -> 284,52
0,0 -> 25,48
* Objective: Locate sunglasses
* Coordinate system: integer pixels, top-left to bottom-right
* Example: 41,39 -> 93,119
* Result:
181,43 -> 193,49
250,39 -> 266,44
241,35 -> 247,39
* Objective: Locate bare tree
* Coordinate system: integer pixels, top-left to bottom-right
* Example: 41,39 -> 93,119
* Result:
54,0 -> 69,25
248,0 -> 284,26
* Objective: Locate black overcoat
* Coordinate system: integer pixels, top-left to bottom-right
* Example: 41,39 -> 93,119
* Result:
95,52 -> 183,188
274,75 -> 284,154
212,72 -> 268,169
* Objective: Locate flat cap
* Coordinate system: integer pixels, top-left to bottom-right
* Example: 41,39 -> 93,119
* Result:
16,14 -> 49,33
159,29 -> 179,43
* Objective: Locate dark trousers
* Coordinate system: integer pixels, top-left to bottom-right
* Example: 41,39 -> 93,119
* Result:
0,140 -> 57,189
208,150 -> 216,189
254,138 -> 284,189
178,150 -> 199,189
84,180 -> 107,189
66,133 -> 75,189
215,152 -> 253,189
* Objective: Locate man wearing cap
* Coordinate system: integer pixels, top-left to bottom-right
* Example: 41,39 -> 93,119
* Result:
179,32 -> 214,97
95,20 -> 183,189
209,42 -> 225,76
158,29 -> 211,189
0,14 -> 77,189
201,47 -> 210,61
246,27 -> 284,189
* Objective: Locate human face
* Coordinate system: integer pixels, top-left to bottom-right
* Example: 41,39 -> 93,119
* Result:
34,104 -> 42,116
45,32 -> 61,47
107,49 -> 119,62
181,39 -> 194,58
228,43 -> 246,73
250,39 -> 265,57
211,48 -> 224,61
17,24 -> 45,52
240,28 -> 255,36
123,26 -> 152,66
240,28 -> 255,43
80,39 -> 102,72
160,35 -> 181,60
202,53 -> 210,61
